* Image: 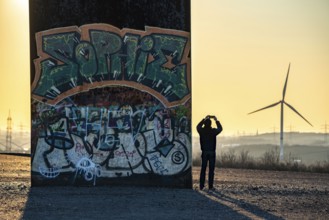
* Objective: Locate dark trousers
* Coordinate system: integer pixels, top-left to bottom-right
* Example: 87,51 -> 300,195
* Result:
200,151 -> 216,189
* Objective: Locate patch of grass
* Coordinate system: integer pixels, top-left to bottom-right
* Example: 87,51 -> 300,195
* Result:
193,146 -> 329,173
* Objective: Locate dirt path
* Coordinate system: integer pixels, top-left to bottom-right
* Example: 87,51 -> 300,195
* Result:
0,154 -> 328,219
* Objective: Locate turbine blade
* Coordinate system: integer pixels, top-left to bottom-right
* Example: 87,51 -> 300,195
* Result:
248,101 -> 281,115
282,63 -> 291,100
284,101 -> 313,127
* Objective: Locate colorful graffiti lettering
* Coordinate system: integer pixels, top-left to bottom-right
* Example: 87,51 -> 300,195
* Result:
32,24 -> 191,108
31,23 -> 191,187
31,86 -> 191,186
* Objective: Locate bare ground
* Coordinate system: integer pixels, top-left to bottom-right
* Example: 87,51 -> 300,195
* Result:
0,154 -> 328,220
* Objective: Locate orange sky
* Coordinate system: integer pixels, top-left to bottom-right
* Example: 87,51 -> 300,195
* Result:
0,0 -> 328,136
0,0 -> 30,132
191,0 -> 329,136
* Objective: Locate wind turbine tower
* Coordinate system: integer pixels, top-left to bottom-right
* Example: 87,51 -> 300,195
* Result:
248,63 -> 313,161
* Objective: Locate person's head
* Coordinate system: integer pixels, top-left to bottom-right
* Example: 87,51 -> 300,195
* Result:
204,118 -> 211,128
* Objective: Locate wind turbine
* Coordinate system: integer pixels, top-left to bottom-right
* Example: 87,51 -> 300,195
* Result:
248,63 -> 313,161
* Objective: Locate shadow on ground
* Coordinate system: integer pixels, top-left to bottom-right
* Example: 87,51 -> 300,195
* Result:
199,189 -> 284,220
21,186 -> 264,220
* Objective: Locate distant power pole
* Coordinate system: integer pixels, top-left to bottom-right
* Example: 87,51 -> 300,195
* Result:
286,124 -> 295,132
20,122 -> 24,137
6,110 -> 12,152
286,124 -> 295,144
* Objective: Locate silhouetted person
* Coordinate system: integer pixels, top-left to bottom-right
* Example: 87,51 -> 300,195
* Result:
197,115 -> 223,190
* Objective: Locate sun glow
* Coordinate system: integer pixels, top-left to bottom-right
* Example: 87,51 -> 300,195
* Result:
0,0 -> 30,131
13,0 -> 28,8
0,0 -> 328,136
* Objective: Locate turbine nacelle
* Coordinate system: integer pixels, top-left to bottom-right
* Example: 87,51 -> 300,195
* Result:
248,100 -> 313,127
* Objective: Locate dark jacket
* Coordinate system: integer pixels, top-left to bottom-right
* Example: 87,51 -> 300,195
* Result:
197,119 -> 223,152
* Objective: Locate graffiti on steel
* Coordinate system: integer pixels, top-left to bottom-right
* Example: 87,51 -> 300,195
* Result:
31,24 -> 191,185
31,87 -> 191,185
32,24 -> 191,108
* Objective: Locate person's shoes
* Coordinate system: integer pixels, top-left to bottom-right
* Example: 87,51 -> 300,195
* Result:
209,187 -> 215,191
200,186 -> 204,190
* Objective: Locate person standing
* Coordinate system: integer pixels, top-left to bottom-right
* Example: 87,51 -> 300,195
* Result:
197,115 -> 223,190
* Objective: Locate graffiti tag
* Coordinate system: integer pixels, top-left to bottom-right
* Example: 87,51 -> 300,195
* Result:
32,24 -> 191,107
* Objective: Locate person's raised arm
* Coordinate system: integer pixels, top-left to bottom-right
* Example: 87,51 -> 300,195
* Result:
197,116 -> 207,133
214,116 -> 223,135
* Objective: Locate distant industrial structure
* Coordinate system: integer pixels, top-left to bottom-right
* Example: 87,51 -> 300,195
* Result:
6,110 -> 12,152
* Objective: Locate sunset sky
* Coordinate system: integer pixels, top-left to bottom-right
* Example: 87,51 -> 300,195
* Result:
0,0 -> 328,136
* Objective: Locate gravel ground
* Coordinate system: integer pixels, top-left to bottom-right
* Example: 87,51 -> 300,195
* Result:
0,154 -> 328,220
